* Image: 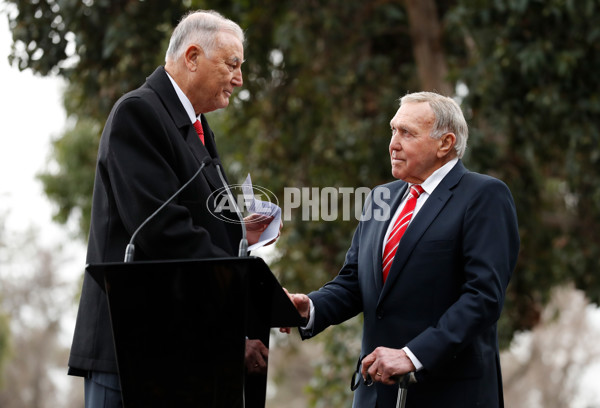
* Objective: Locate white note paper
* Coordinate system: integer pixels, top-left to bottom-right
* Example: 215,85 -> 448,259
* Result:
242,174 -> 282,251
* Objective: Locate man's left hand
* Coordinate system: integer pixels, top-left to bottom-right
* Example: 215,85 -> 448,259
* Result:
244,214 -> 281,246
245,338 -> 268,375
361,347 -> 416,385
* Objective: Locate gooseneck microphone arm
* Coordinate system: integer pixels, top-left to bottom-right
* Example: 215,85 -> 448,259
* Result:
123,156 -> 213,263
214,161 -> 248,257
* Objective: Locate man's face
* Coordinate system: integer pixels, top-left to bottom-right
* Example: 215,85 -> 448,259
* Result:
388,102 -> 443,184
191,31 -> 244,113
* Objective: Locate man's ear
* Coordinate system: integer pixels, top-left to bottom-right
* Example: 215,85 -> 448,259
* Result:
437,132 -> 457,158
184,44 -> 204,71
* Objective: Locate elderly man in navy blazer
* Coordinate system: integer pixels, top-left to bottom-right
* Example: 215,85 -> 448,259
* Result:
287,92 -> 520,407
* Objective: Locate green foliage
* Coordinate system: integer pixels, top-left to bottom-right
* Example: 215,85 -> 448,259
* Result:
37,118 -> 100,237
4,0 -> 600,404
6,0 -> 193,234
304,317 -> 362,408
7,0 -> 183,119
0,310 -> 9,388
447,0 -> 600,344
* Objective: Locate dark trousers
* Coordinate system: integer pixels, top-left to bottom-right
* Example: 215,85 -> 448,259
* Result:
84,371 -> 123,408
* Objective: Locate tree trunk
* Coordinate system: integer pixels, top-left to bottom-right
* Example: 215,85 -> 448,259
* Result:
404,0 -> 453,95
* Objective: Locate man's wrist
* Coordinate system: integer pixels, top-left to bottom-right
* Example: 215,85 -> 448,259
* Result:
402,346 -> 423,372
300,299 -> 315,331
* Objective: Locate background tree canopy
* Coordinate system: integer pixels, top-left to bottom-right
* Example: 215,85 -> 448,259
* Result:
4,0 -> 599,405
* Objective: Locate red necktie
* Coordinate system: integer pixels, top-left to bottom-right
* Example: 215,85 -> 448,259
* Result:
382,184 -> 424,282
193,119 -> 205,144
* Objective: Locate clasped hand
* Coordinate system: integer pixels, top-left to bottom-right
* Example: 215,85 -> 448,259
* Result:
245,338 -> 268,375
244,213 -> 281,246
360,347 -> 416,385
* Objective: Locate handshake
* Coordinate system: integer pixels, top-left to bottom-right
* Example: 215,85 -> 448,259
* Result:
279,289 -> 311,334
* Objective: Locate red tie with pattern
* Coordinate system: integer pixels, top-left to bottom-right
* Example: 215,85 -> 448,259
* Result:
382,184 -> 424,282
193,119 -> 205,144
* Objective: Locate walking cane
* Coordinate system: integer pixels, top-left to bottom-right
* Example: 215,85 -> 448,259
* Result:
393,372 -> 415,408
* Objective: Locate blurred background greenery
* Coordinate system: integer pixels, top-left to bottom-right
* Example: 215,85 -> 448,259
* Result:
1,0 -> 599,406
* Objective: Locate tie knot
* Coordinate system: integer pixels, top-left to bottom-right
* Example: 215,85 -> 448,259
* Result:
409,184 -> 424,198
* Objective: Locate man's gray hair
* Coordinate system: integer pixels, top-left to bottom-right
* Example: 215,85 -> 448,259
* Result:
165,10 -> 245,62
400,92 -> 469,158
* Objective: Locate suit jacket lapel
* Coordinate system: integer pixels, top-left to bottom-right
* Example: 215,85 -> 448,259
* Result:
380,161 -> 467,300
146,67 -> 224,191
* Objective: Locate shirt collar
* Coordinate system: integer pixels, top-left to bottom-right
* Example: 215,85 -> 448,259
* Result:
165,71 -> 200,123
418,158 -> 459,195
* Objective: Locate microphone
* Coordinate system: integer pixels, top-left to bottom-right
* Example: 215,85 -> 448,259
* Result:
124,156 -> 213,262
213,160 -> 248,257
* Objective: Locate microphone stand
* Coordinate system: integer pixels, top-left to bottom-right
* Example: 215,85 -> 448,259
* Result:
215,162 -> 248,257
124,157 -> 212,262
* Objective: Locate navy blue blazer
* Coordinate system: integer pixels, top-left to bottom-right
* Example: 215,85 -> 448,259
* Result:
68,67 -> 242,375
305,161 -> 520,408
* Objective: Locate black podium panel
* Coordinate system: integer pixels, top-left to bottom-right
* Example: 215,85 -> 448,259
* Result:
88,256 -> 303,408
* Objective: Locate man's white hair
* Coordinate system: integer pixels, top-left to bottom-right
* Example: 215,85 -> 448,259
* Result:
165,10 -> 245,62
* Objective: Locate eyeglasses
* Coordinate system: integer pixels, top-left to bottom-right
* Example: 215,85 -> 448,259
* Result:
350,355 -> 373,391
